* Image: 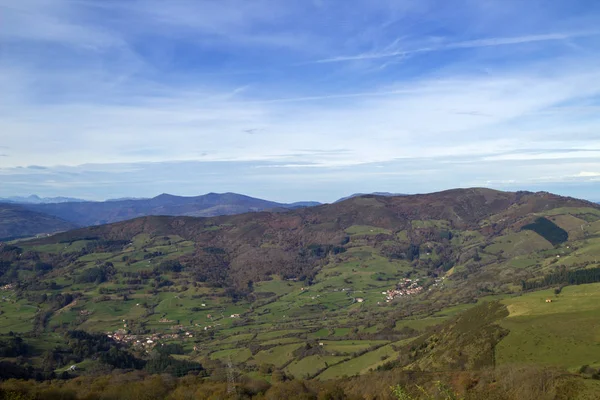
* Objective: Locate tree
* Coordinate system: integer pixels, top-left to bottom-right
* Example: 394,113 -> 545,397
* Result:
554,287 -> 562,295
271,369 -> 286,383
318,383 -> 347,400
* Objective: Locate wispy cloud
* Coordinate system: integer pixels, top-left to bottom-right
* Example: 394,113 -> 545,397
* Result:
315,31 -> 600,63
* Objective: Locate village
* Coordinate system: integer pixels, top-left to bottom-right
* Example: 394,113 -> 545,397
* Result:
103,309 -> 246,350
383,277 -> 446,302
383,278 -> 423,301
107,328 -> 196,351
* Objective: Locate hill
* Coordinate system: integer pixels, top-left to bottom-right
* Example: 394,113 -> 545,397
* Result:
0,203 -> 77,240
17,192 -> 320,229
2,188 -> 600,398
335,192 -> 407,202
28,188 -> 599,288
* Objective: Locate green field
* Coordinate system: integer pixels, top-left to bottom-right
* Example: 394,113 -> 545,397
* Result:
250,343 -> 304,368
0,300 -> 37,333
285,355 -> 348,379
321,340 -> 388,354
485,231 -> 553,257
316,344 -> 398,379
497,284 -> 600,370
345,225 -> 392,236
210,348 -> 252,363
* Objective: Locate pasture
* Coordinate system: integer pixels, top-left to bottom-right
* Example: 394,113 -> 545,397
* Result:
497,283 -> 600,370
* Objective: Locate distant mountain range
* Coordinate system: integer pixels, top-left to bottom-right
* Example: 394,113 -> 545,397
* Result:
0,192 -> 321,240
0,195 -> 87,204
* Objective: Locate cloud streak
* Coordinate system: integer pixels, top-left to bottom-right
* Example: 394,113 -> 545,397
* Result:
315,31 -> 600,63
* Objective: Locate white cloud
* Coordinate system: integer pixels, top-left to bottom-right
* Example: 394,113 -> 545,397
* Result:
2,63 -> 600,170
576,171 -> 600,177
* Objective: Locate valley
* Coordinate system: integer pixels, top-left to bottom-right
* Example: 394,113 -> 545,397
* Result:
1,188 -> 600,398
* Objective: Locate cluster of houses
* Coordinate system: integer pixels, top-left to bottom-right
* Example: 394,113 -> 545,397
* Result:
382,278 -> 423,302
106,329 -> 195,349
0,283 -> 15,291
107,330 -> 158,348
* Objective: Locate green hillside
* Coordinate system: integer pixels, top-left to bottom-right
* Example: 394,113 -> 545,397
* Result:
2,189 -> 600,399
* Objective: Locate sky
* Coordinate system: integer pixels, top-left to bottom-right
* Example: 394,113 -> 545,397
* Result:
1,0 -> 600,203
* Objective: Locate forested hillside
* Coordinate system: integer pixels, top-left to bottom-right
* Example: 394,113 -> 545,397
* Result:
2,188 -> 600,399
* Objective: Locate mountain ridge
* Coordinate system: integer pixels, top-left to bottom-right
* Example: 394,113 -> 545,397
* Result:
23,192 -> 321,228
0,203 -> 77,240
36,188 -> 599,288
44,187 -> 598,239
0,192 -> 321,239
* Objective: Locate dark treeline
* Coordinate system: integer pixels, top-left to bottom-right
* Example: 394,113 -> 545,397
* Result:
0,364 -> 593,400
522,266 -> 600,290
0,336 -> 29,358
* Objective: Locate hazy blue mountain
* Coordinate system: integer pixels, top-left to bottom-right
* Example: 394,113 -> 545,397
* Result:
0,203 -> 77,240
22,192 -> 321,228
106,197 -> 149,202
0,195 -> 86,204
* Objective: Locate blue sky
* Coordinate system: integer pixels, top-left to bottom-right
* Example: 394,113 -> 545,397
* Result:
1,0 -> 600,202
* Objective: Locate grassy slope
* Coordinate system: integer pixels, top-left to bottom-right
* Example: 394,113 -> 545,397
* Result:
316,344 -> 399,380
497,284 -> 600,370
